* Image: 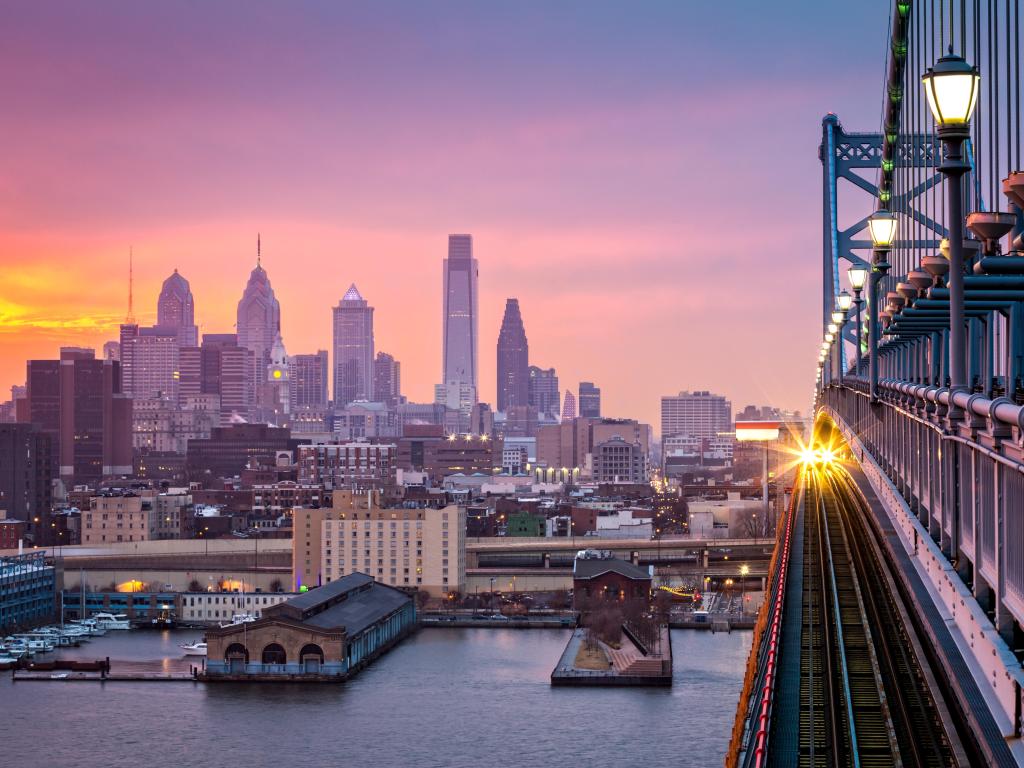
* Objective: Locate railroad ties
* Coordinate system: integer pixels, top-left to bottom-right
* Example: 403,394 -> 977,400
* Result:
797,467 -> 957,768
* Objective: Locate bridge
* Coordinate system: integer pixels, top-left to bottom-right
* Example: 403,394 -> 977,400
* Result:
731,2 -> 1024,765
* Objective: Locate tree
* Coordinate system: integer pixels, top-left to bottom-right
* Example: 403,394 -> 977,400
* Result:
188,580 -> 202,592
416,590 -> 431,611
269,578 -> 283,593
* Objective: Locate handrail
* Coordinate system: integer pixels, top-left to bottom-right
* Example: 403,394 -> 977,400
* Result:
878,378 -> 1024,430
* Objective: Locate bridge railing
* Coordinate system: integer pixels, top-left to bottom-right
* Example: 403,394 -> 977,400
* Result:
821,381 -> 1024,727
725,472 -> 800,767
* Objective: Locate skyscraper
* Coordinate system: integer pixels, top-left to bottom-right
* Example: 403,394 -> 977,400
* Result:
496,298 -> 529,412
561,390 -> 577,421
442,234 -> 478,398
24,348 -> 132,486
157,269 -> 199,346
236,243 -> 281,392
373,352 -> 402,407
180,334 -> 254,423
578,381 -> 601,418
528,366 -> 560,419
290,351 -> 329,409
333,284 -> 375,407
119,323 -> 181,402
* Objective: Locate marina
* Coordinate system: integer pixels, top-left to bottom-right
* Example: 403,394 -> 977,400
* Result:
1,627 -> 750,767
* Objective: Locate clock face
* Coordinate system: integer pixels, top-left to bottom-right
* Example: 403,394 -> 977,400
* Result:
273,369 -> 283,379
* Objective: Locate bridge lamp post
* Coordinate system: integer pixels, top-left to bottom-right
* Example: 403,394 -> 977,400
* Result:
922,49 -> 980,417
830,311 -> 845,382
868,210 -> 897,402
837,292 -> 852,377
847,269 -> 868,376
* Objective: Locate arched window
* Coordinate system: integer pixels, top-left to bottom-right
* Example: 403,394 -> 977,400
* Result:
261,643 -> 287,664
299,644 -> 324,663
224,643 -> 249,663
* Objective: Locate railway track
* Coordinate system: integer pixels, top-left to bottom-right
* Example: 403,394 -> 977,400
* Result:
797,465 -> 961,767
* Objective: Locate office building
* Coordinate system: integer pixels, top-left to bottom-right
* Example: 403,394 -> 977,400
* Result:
131,394 -> 219,454
441,234 -> 478,398
180,334 -> 254,424
496,298 -> 529,411
373,352 -> 401,407
592,436 -> 650,484
0,424 -> 52,542
119,323 -> 181,401
290,351 -> 329,410
0,552 -> 56,632
156,269 -> 199,346
561,390 -> 577,421
185,424 -> 295,483
236,252 -> 282,390
333,284 -> 375,407
528,366 -> 560,420
578,382 -> 601,418
24,349 -> 132,487
661,390 -> 733,441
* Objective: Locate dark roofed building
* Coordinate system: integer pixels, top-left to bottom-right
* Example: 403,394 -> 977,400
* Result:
204,573 -> 415,681
572,555 -> 652,609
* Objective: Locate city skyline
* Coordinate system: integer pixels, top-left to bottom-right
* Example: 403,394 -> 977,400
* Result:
0,1 -> 885,428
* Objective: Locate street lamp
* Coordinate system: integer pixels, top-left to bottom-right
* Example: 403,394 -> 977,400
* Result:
739,564 -> 750,615
848,267 -> 869,375
868,210 -> 896,402
923,48 -> 980,416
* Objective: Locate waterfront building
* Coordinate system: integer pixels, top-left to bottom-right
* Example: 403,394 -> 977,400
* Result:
496,298 -> 529,412
178,591 -> 293,624
289,351 -> 329,410
236,253 -> 282,393
203,573 -> 416,681
528,366 -> 560,420
578,382 -> 601,418
24,348 -> 132,487
442,234 -> 478,398
373,352 -> 401,408
157,269 -> 199,346
0,423 -> 52,542
660,390 -> 733,442
0,552 -> 56,631
297,443 -> 397,490
572,555 -> 651,609
321,497 -> 466,597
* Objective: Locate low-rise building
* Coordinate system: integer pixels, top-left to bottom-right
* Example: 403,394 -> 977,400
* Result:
572,554 -> 652,609
203,573 -> 415,681
178,591 -> 293,624
297,442 -> 396,489
82,493 -> 153,545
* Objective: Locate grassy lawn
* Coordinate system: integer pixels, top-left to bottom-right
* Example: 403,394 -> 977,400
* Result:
574,643 -> 610,670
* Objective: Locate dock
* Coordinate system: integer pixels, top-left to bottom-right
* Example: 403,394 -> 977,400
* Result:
550,626 -> 672,687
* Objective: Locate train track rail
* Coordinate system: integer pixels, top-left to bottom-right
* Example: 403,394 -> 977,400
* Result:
797,466 -> 962,767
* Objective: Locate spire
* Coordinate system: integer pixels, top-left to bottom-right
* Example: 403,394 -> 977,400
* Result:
125,246 -> 136,325
342,283 -> 364,302
257,233 -> 261,268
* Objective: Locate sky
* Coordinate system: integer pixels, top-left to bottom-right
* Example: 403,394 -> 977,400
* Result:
0,0 -> 889,429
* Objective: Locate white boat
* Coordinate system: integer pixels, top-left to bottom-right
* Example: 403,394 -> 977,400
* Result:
50,672 -> 70,679
92,612 -> 131,630
180,641 -> 207,657
219,613 -> 256,628
70,619 -> 106,636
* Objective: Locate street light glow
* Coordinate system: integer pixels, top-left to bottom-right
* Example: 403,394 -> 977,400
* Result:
922,50 -> 980,126
847,267 -> 869,291
868,210 -> 898,248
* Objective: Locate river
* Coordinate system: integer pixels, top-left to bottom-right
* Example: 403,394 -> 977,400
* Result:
0,627 -> 750,768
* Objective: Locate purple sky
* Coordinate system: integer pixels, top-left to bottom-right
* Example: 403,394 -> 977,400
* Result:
0,1 -> 889,427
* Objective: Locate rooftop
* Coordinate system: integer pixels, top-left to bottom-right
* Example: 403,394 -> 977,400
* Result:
573,557 -> 652,581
